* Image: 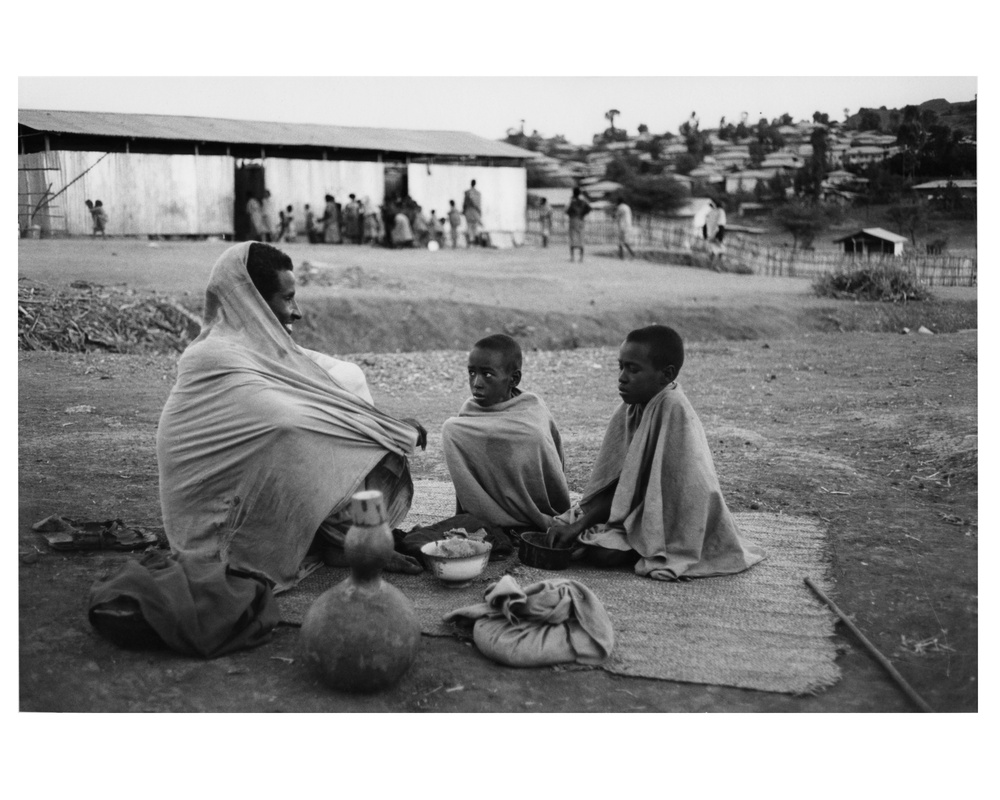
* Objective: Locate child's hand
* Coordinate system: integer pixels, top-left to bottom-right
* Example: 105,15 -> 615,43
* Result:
401,418 -> 427,450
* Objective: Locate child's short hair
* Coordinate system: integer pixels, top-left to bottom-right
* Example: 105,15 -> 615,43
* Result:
473,333 -> 522,373
625,325 -> 684,377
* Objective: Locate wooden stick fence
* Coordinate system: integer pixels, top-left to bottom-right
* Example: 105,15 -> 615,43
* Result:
525,208 -> 976,287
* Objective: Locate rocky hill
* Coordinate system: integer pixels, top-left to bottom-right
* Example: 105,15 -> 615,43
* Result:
847,97 -> 977,137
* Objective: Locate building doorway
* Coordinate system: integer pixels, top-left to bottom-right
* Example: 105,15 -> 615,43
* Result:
234,161 -> 266,241
383,164 -> 407,205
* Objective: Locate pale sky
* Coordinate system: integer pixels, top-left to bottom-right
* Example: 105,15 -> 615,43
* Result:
12,3 -> 985,147
18,76 -> 977,146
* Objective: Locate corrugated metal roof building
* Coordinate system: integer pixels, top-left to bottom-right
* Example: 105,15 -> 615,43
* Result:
833,227 -> 908,257
18,109 -> 534,240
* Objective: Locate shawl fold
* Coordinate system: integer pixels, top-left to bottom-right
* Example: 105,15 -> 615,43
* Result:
574,383 -> 765,581
156,242 -> 417,591
443,575 -> 614,666
441,391 -> 571,530
88,550 -> 279,658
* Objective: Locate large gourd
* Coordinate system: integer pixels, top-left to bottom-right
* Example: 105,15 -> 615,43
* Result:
299,490 -> 420,692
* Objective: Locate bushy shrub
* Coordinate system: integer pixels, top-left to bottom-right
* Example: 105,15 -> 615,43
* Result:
812,264 -> 931,302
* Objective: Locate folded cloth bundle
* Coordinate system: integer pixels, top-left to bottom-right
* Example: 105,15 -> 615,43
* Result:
443,575 -> 614,667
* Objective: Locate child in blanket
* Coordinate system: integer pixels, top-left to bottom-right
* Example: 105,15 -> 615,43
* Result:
441,333 -> 571,532
546,324 -> 765,580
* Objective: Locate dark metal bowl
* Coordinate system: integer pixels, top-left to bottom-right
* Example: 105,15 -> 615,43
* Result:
517,531 -> 574,570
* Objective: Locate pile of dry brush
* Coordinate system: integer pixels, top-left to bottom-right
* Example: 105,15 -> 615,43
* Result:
18,278 -> 201,354
812,265 -> 932,303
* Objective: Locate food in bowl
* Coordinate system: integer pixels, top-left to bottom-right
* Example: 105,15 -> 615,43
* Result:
442,527 -> 488,542
420,539 -> 492,588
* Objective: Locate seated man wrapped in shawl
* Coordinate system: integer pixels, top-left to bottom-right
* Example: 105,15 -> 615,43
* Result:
441,334 -> 571,531
156,242 -> 427,593
548,325 -> 765,581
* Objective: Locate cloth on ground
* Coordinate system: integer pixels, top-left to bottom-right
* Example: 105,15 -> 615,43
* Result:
399,512 -> 515,563
441,391 -> 571,530
88,550 -> 279,658
443,574 -> 614,667
570,382 -> 765,581
155,242 -> 418,592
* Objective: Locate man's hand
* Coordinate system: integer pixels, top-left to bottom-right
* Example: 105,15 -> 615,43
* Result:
401,418 -> 427,450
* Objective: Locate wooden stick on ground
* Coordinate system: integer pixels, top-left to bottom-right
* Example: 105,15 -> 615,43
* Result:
804,577 -> 934,713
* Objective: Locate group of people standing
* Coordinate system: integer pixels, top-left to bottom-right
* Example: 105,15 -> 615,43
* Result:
242,180 -> 486,251
538,189 -> 636,263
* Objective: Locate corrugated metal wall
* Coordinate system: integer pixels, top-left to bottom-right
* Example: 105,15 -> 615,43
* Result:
260,158 -> 385,226
35,151 -> 234,236
19,150 -> 524,238
406,164 -> 526,243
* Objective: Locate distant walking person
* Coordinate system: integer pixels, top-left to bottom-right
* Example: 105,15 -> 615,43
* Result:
283,205 -> 297,243
361,196 -> 380,244
566,187 -> 591,263
447,200 -> 463,248
538,197 -> 553,248
343,194 -> 361,243
412,204 -> 429,248
321,194 -> 342,244
245,192 -> 265,241
92,200 -> 109,237
614,196 -> 636,259
391,209 -> 414,248
304,204 -> 319,243
85,199 -> 97,237
261,190 -> 277,242
703,200 -> 727,271
463,179 -> 482,246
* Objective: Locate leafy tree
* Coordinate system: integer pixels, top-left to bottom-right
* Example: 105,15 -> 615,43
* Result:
718,121 -> 737,141
813,111 -> 830,125
862,164 -> 908,204
678,112 -> 713,161
604,153 -> 644,184
796,126 -> 829,198
767,170 -> 791,202
747,140 -> 767,168
634,136 -> 664,160
858,108 -> 883,131
920,108 -> 939,128
776,112 -> 794,126
755,118 -> 785,151
638,123 -> 649,135
886,200 -> 930,246
619,175 -> 687,216
674,153 -> 699,175
774,201 -> 840,251
605,109 -> 621,131
593,126 -> 629,145
735,112 -> 750,140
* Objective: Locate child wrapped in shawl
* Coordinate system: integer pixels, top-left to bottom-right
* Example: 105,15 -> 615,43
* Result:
156,242 -> 427,592
547,325 -> 765,581
441,334 -> 571,532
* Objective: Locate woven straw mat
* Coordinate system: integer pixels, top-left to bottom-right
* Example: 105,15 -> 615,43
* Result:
277,479 -> 840,695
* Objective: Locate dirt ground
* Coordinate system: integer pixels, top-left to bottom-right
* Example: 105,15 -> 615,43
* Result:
17,239 -> 978,713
